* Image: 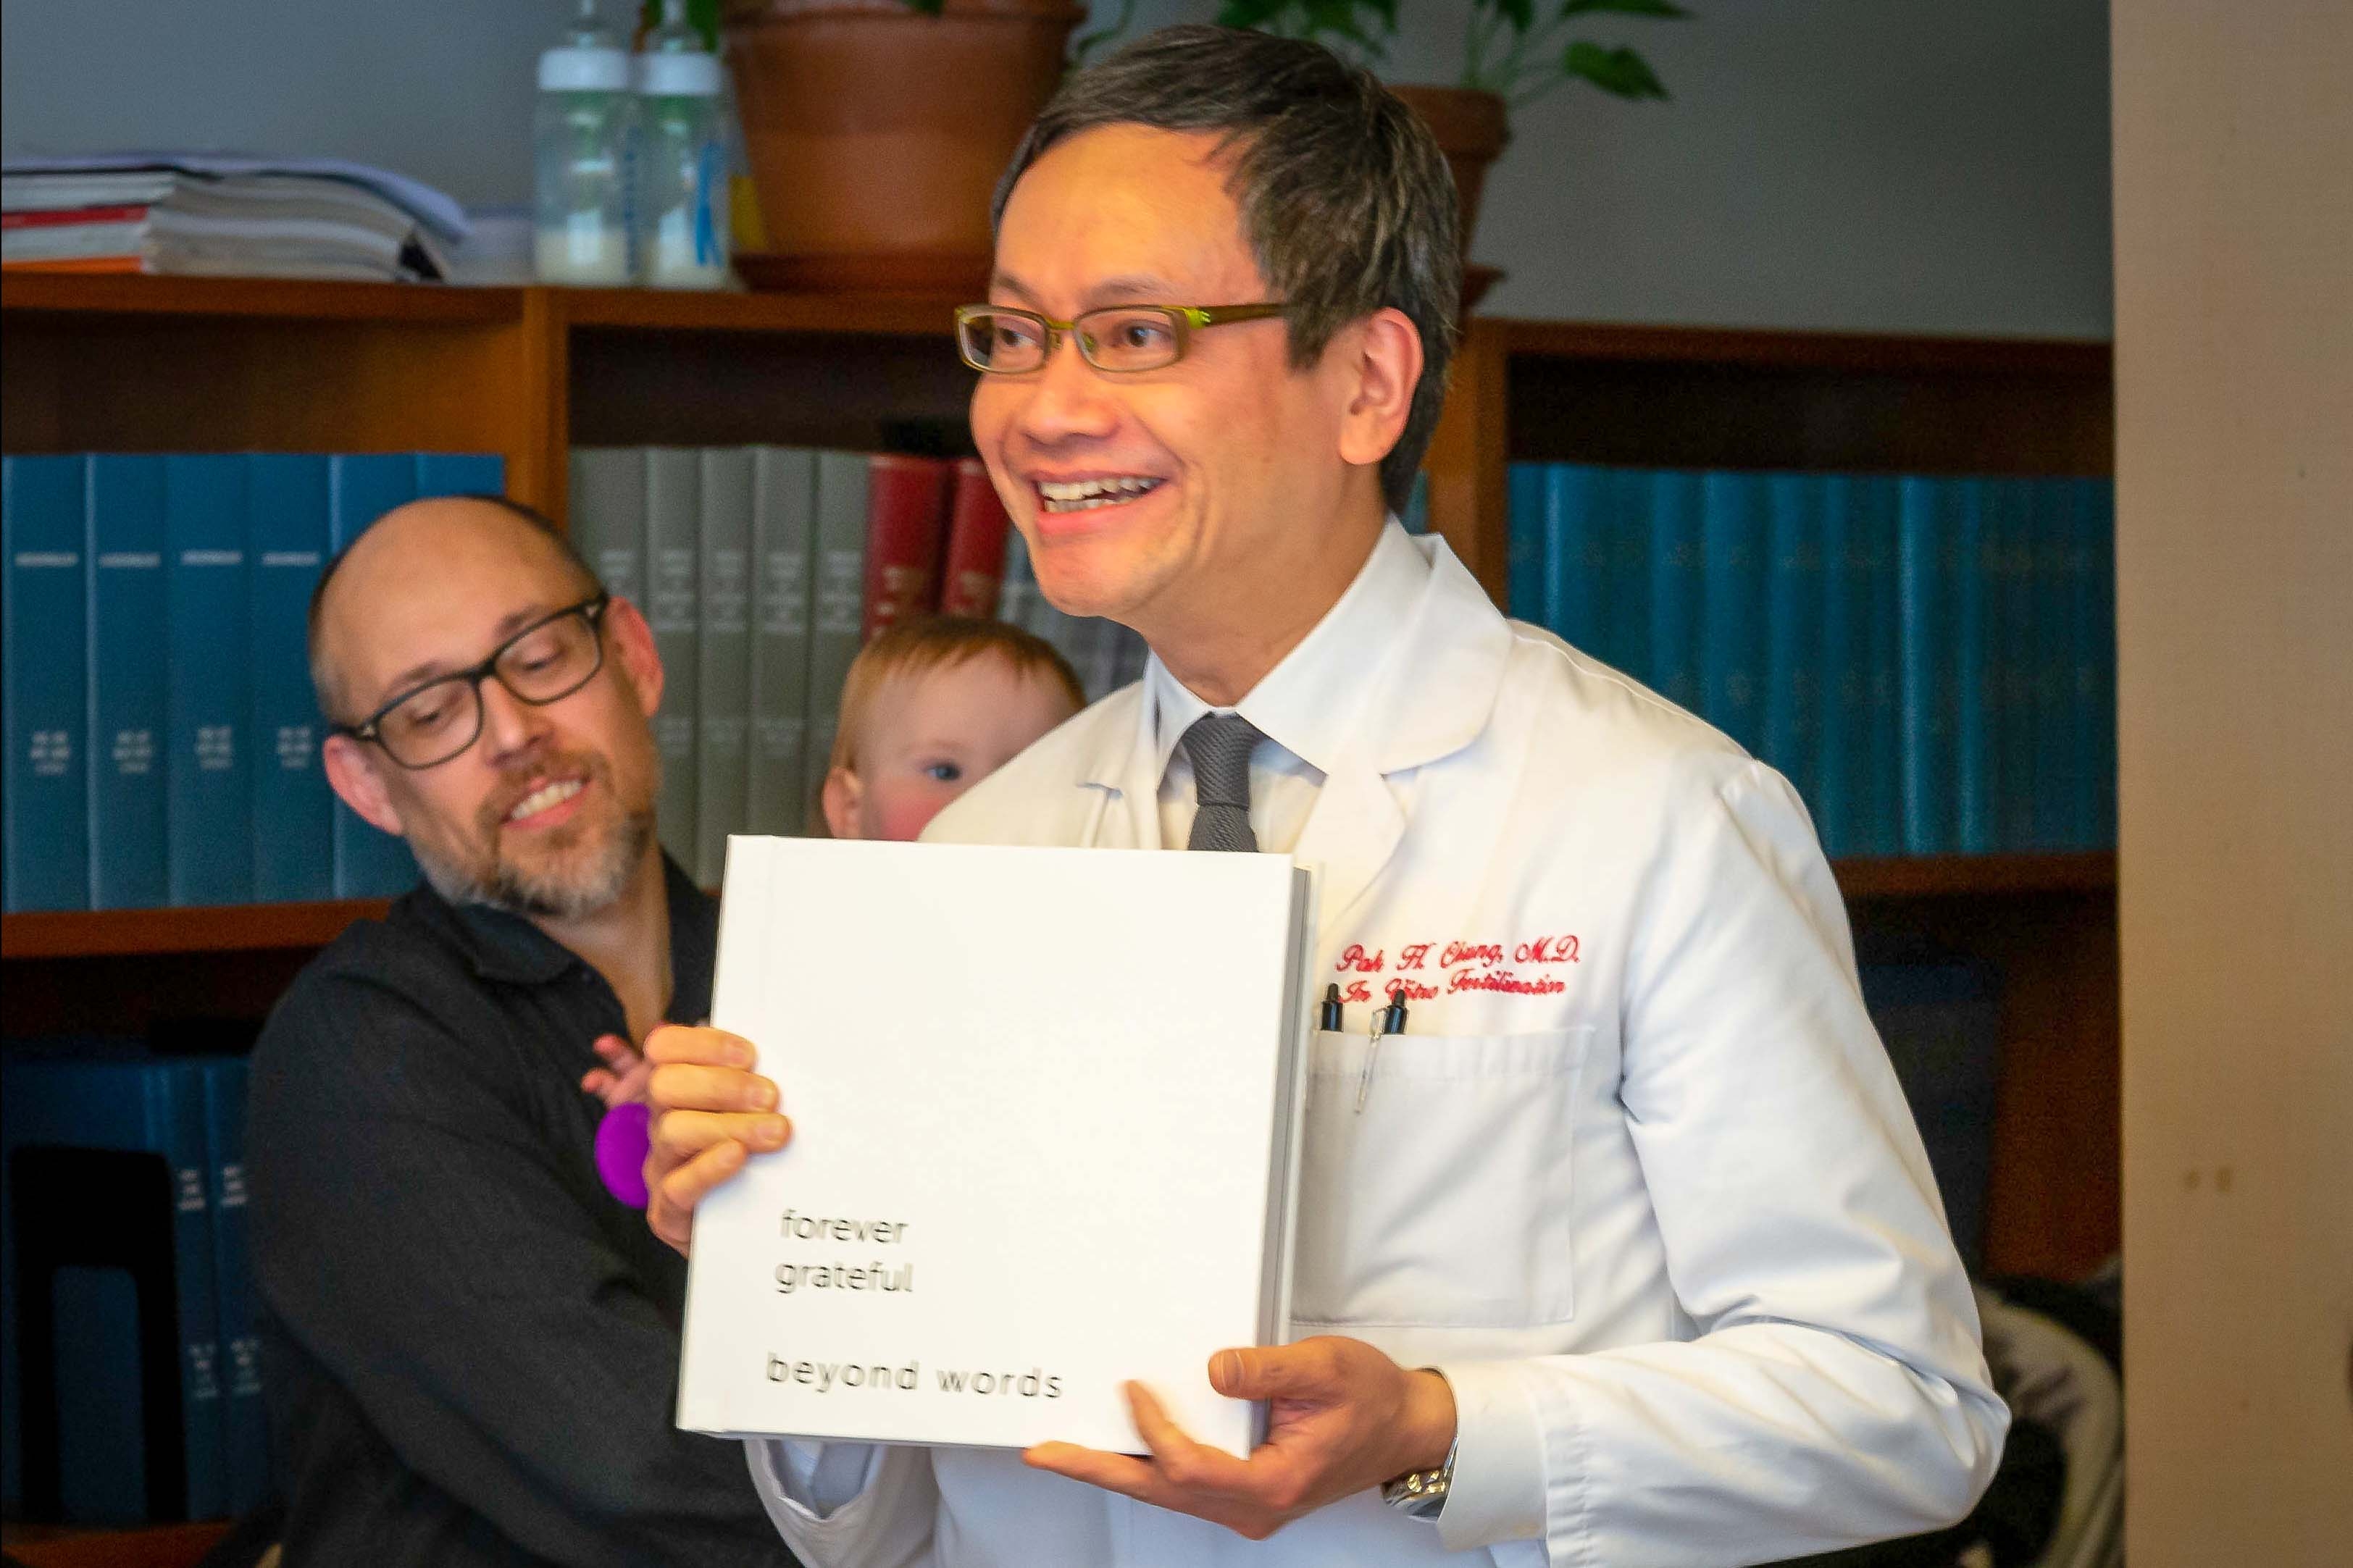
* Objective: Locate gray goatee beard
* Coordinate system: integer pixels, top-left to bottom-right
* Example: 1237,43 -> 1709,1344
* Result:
419,808 -> 656,921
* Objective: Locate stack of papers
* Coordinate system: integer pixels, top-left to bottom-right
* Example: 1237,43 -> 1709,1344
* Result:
1,155 -> 468,282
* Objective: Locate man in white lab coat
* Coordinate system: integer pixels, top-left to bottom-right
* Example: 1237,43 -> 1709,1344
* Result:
639,25 -> 2007,1567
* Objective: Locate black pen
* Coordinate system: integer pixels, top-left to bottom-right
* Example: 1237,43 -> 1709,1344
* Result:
1318,983 -> 1345,1033
1355,990 -> 1408,1112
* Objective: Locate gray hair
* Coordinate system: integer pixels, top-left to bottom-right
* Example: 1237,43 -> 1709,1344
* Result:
994,25 -> 1460,516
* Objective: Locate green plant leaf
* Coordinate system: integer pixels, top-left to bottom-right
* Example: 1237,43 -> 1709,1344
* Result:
1495,0 -> 1537,33
1559,0 -> 1689,17
1562,41 -> 1670,98
1216,0 -> 1289,29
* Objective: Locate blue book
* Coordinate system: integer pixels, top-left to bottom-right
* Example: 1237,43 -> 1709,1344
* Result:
1698,471 -> 1766,753
1951,479 -> 1999,855
85,457 -> 170,910
1647,470 -> 1705,712
1896,477 -> 1958,855
1,1052 -> 227,1522
1815,477 -> 1865,856
1505,462 -> 1546,625
1398,469 -> 1431,535
4,456 -> 93,912
414,451 -> 506,499
1601,467 -> 1652,679
2031,480 -> 2076,850
2068,479 -> 2110,850
163,456 -> 254,907
1542,465 -> 1609,653
248,456 -> 335,902
2085,479 -> 2118,849
196,1057 -> 269,1512
1859,963 -> 2002,1273
1855,477 -> 1905,857
327,455 -> 419,900
1762,473 -> 1826,815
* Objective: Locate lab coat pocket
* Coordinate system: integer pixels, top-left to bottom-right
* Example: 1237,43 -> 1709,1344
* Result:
1288,1027 -> 1589,1330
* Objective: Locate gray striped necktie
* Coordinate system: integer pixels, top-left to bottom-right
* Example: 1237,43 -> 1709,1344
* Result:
1179,711 -> 1263,852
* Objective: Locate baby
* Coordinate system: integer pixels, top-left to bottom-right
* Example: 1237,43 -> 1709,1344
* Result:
584,616 -> 1085,1106
818,615 -> 1087,842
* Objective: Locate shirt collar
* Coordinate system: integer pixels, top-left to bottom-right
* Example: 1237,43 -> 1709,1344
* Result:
1148,519 -> 1432,781
406,852 -> 716,1023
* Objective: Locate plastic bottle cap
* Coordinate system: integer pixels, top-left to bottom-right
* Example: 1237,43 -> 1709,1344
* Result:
635,50 -> 724,96
539,45 -> 632,92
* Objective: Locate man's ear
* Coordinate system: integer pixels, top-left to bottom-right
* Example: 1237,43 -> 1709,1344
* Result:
604,595 -> 666,718
1334,307 -> 1425,473
820,766 -> 863,840
322,733 -> 406,837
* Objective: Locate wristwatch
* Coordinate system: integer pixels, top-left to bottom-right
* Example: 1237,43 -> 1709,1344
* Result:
1379,1433 -> 1458,1521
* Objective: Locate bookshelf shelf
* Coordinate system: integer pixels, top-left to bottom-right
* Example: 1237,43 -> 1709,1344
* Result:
0,270 -> 524,324
0,1519 -> 230,1568
1834,852 -> 2117,902
1,900 -> 390,960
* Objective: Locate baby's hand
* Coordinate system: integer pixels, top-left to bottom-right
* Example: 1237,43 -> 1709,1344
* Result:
580,1033 -> 655,1108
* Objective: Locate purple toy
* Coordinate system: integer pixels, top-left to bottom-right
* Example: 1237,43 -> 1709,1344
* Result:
595,1101 -> 653,1209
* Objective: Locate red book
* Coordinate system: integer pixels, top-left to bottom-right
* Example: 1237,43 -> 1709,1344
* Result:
1,205 -> 150,229
860,454 -> 952,642
938,458 -> 1013,619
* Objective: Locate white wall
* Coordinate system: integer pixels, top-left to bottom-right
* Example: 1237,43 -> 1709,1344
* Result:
2113,0 -> 2353,1559
1,0 -> 2111,338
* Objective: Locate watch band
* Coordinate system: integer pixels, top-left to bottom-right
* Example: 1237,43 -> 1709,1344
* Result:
1379,1432 -> 1458,1520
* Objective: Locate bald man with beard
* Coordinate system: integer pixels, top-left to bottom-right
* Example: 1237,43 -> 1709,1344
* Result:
245,497 -> 795,1568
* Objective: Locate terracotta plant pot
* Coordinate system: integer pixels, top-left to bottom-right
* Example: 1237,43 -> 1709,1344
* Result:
724,0 -> 1082,290
1387,83 -> 1510,271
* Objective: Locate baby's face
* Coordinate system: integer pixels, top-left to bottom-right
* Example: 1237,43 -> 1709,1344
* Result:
832,654 -> 1079,842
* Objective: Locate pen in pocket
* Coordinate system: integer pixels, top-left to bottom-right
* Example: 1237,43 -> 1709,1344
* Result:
1355,990 -> 1409,1112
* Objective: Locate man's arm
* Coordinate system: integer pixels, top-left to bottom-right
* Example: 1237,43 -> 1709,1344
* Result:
248,976 -> 795,1568
1429,757 -> 2009,1564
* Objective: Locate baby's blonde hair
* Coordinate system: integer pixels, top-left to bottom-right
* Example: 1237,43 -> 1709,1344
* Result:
828,616 -> 1088,779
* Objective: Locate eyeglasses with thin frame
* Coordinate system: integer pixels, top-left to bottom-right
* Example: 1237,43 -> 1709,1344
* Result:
332,592 -> 613,770
953,302 -> 1289,375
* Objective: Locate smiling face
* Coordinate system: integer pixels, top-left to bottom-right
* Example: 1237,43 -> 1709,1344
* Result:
314,498 -> 664,918
822,650 -> 1080,842
970,124 -> 1400,687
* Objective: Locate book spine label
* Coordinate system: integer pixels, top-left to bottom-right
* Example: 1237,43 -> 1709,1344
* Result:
1647,471 -> 1705,713
937,458 -> 1011,619
859,455 -> 950,642
806,453 -> 869,826
3,456 -> 92,911
1762,473 -> 1825,816
158,1067 -> 227,1520
1897,477 -> 1957,855
327,455 -> 419,898
85,456 -> 170,910
413,452 -> 506,499
696,449 -> 754,886
645,450 -> 702,869
247,455 -> 334,902
164,456 -> 253,907
1699,471 -> 1765,754
748,448 -> 814,837
200,1058 -> 268,1512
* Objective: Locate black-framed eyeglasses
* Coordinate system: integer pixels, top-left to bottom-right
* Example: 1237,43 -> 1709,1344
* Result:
953,302 -> 1289,374
333,592 -> 612,770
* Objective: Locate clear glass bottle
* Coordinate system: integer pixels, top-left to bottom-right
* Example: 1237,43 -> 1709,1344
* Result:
534,0 -> 636,285
632,0 -> 731,290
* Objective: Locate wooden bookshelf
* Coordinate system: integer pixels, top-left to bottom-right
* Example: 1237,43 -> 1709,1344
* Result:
1,274 -> 2120,1278
0,1519 -> 230,1568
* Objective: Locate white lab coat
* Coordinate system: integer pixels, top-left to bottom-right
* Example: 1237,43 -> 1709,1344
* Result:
745,528 -> 2007,1567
